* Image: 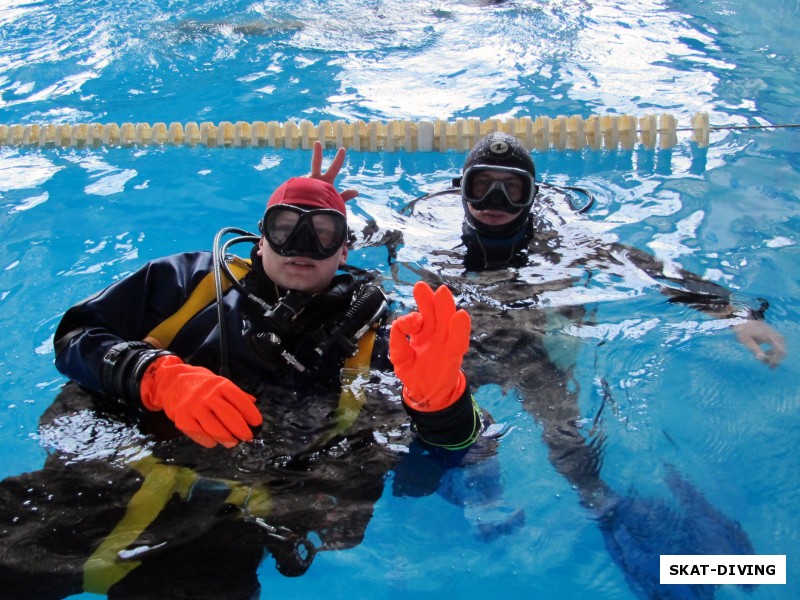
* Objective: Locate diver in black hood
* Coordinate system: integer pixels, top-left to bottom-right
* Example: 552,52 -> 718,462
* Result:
382,132 -> 787,600
456,132 -> 540,267
459,131 -> 538,236
454,132 -> 785,366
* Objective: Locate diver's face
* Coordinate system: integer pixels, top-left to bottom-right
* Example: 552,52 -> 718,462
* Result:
463,169 -> 527,225
258,237 -> 346,293
466,202 -> 524,227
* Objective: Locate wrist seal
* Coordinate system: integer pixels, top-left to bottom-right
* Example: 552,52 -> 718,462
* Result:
748,298 -> 768,321
402,382 -> 481,450
100,341 -> 175,403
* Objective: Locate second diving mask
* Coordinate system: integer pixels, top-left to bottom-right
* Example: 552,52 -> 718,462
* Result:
457,165 -> 538,213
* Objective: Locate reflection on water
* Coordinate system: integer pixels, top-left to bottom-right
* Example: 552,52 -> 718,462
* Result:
0,151 -> 62,193
1,0 -> 799,598
0,0 -> 763,126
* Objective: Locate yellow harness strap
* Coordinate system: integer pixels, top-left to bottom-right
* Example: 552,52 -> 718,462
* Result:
83,456 -> 273,594
144,257 -> 251,349
82,457 -> 197,593
331,327 -> 377,438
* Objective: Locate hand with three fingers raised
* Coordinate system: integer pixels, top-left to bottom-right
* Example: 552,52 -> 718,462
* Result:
389,281 -> 471,412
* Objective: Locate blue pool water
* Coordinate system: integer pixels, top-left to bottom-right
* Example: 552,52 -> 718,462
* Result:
1,1 -> 798,598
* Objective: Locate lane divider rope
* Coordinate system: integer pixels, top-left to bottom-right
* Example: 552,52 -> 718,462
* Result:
0,112 -> 796,152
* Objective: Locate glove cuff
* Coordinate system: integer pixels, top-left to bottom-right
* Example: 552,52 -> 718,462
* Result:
401,370 -> 467,412
402,380 -> 480,450
100,341 -> 176,405
140,354 -> 186,412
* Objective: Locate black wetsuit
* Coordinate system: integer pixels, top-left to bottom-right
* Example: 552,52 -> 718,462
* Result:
385,195 -> 758,600
0,248 -> 490,600
378,194 -> 764,600
394,195 -> 751,505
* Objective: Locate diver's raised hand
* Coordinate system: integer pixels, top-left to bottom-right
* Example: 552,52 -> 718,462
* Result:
733,320 -> 787,367
390,281 -> 470,411
140,355 -> 263,448
308,140 -> 358,201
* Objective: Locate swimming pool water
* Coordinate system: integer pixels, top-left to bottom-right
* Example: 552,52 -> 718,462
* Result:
1,1 -> 799,598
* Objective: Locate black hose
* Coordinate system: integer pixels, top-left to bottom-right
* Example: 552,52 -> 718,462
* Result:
401,182 -> 595,215
313,284 -> 387,358
212,227 -> 260,376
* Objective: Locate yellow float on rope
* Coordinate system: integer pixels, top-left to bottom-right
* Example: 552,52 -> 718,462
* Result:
0,112 -> 723,152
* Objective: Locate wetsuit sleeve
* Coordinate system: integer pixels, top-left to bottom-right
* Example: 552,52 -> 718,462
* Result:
53,252 -> 216,395
401,382 -> 481,451
615,243 -> 765,318
372,327 -> 481,451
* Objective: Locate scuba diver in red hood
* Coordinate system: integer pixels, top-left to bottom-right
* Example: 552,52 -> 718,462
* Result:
0,161 -> 508,599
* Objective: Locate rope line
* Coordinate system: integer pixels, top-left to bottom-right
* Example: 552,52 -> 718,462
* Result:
0,112 -> 796,152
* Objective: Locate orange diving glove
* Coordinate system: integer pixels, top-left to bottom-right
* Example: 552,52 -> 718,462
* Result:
140,355 -> 263,448
389,281 -> 471,412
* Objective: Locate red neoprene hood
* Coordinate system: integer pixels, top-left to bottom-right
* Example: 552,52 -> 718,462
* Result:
267,177 -> 347,221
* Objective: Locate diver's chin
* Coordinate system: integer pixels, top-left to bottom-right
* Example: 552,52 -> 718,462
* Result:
472,210 -> 522,226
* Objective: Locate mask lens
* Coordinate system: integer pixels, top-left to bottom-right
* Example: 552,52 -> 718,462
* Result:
310,213 -> 345,250
266,210 -> 301,246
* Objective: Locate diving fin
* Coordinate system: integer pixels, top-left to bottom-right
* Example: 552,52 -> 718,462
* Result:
596,465 -> 755,600
663,464 -> 755,558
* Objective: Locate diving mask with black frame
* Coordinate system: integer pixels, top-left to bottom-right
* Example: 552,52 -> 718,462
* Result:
261,204 -> 347,260
457,165 -> 538,214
